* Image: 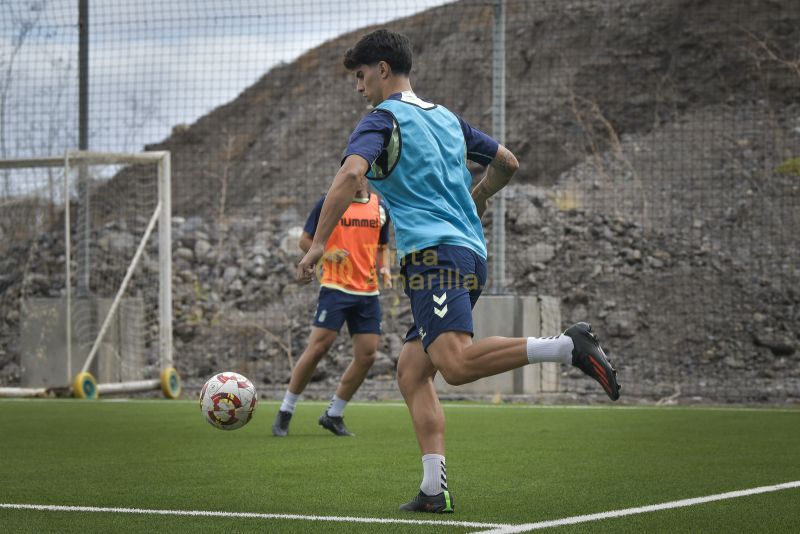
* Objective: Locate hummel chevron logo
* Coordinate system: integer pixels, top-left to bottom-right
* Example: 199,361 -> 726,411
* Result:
433,292 -> 448,318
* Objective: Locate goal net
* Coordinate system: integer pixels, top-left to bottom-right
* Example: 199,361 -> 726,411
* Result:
0,151 -> 179,399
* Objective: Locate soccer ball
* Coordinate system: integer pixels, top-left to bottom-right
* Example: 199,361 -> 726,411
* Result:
199,372 -> 257,430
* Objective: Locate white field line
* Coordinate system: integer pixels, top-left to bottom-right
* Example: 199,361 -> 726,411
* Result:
4,481 -> 799,531
0,503 -> 509,530
468,480 -> 800,534
1,398 -> 799,414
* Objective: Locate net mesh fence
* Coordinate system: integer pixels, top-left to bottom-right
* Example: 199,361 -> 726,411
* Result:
1,0 -> 798,402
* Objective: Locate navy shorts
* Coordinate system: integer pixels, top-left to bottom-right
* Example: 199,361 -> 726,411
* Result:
401,244 -> 487,350
313,287 -> 382,335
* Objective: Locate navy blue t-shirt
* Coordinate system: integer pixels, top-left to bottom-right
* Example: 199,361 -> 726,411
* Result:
343,93 -> 499,169
303,194 -> 391,245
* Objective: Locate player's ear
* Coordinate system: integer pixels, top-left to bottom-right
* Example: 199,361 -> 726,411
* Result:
378,61 -> 390,79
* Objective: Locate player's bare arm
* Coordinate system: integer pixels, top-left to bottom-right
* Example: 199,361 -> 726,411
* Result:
298,232 -> 313,253
300,223 -> 349,264
296,155 -> 368,283
471,144 -> 519,218
378,244 -> 392,289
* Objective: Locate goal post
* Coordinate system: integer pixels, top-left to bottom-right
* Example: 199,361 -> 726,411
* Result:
0,151 -> 180,399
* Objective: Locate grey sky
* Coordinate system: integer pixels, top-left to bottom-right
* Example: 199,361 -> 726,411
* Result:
1,0 -> 452,164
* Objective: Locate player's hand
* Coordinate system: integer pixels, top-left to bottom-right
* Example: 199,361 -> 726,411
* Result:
323,248 -> 349,263
380,266 -> 393,289
297,242 -> 324,284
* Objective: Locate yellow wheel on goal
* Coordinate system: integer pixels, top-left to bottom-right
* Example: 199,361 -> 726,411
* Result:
72,372 -> 98,400
161,367 -> 182,399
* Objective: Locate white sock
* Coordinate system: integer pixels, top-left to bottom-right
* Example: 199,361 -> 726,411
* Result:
526,335 -> 574,365
279,390 -> 300,414
326,395 -> 348,417
420,454 -> 447,496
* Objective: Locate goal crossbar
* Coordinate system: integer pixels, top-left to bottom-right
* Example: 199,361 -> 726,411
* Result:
0,151 -> 170,170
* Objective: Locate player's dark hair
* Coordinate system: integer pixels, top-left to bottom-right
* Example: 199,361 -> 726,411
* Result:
343,29 -> 412,75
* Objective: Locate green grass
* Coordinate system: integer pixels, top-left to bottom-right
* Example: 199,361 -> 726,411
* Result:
1,400 -> 799,533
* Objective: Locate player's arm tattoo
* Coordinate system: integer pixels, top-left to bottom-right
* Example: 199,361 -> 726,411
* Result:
491,146 -> 519,176
473,145 -> 519,201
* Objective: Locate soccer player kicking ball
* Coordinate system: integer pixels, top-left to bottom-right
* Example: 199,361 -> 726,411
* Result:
297,29 -> 620,512
273,176 -> 391,437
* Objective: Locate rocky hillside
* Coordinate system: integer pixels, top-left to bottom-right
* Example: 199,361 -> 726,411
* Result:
95,0 -> 799,219
2,0 -> 799,402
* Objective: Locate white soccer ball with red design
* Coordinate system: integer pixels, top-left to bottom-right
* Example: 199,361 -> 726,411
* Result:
199,372 -> 257,430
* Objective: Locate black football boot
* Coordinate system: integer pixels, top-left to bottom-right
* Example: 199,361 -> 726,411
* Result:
564,322 -> 621,401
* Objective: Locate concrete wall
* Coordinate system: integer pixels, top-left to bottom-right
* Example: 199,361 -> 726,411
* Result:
434,295 -> 561,395
20,298 -> 144,388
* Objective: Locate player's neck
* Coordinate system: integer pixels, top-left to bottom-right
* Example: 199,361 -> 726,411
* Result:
382,78 -> 412,101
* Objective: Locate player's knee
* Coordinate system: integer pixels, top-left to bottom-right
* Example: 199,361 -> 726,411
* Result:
438,363 -> 469,386
397,364 -> 424,394
354,348 -> 377,368
396,364 -> 412,392
307,340 -> 333,361
430,343 -> 470,385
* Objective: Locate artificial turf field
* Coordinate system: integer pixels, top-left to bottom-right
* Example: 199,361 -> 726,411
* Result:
0,399 -> 798,533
